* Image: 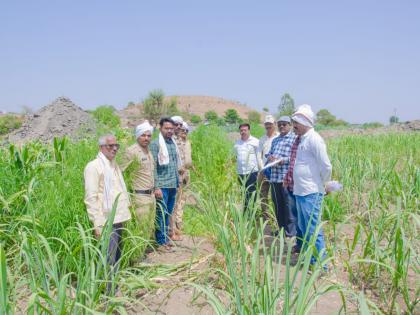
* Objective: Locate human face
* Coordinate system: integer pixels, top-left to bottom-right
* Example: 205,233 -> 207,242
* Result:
137,131 -> 152,148
264,122 -> 275,136
277,121 -> 291,136
239,126 -> 250,140
174,122 -> 182,135
179,128 -> 188,140
160,122 -> 175,139
292,120 -> 310,136
100,136 -> 119,161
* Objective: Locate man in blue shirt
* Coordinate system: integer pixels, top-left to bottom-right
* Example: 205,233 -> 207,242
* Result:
265,116 -> 297,237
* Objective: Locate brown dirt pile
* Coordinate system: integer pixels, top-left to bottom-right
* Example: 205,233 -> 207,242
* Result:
8,97 -> 95,144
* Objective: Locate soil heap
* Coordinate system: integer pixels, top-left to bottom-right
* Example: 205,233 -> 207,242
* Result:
8,97 -> 95,143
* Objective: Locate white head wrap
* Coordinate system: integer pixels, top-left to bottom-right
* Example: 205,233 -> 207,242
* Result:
171,116 -> 184,124
292,104 -> 315,127
135,120 -> 154,139
181,121 -> 189,131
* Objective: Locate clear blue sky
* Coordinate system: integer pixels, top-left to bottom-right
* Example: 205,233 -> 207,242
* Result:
1,1 -> 419,123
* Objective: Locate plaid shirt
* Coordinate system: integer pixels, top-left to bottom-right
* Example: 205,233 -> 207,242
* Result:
266,131 -> 297,183
285,135 -> 301,190
150,138 -> 179,189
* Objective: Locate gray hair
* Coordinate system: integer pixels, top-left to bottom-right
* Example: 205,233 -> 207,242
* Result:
98,134 -> 116,145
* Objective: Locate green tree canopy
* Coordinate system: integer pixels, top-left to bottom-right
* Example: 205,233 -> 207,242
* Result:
278,93 -> 295,117
91,105 -> 121,128
224,109 -> 241,124
190,114 -> 202,124
247,110 -> 261,124
205,110 -> 218,122
316,109 -> 337,126
389,115 -> 399,124
143,89 -> 166,125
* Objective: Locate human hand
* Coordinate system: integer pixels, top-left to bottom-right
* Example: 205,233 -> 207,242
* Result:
154,188 -> 163,199
94,228 -> 101,239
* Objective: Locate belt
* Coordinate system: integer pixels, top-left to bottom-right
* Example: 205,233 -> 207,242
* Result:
135,189 -> 153,195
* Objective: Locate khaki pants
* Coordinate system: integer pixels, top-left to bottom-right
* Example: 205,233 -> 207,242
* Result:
258,173 -> 271,221
170,173 -> 190,232
134,194 -> 155,237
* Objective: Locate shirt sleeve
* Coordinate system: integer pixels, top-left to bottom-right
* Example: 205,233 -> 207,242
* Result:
184,141 -> 193,168
119,147 -> 134,172
84,162 -> 103,228
313,136 -> 332,184
150,142 -> 159,188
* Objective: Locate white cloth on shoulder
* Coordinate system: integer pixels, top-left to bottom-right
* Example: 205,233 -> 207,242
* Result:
97,152 -> 129,213
158,133 -> 183,169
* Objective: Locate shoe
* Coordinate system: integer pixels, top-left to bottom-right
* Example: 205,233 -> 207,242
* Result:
291,245 -> 301,255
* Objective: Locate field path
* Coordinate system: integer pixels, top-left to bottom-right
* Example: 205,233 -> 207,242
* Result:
127,236 -> 217,315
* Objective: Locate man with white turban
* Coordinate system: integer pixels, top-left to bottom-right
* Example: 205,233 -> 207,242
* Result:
120,120 -> 155,236
283,104 -> 332,270
170,121 -> 193,240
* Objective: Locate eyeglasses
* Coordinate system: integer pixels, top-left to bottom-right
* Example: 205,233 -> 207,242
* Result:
102,144 -> 120,150
175,123 -> 182,127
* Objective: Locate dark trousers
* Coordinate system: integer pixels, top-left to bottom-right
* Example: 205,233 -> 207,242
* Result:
270,182 -> 297,237
238,172 -> 258,211
155,188 -> 177,245
107,223 -> 124,293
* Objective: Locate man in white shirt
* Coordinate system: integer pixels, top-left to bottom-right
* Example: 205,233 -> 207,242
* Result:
284,105 -> 332,269
84,134 -> 131,292
234,123 -> 260,211
258,115 -> 279,222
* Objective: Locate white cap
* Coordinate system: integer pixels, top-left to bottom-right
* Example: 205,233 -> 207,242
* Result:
171,116 -> 183,124
264,115 -> 275,124
135,120 -> 154,138
277,116 -> 291,123
292,104 -> 315,127
181,121 -> 189,131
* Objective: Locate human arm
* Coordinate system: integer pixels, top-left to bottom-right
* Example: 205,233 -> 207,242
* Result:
313,136 -> 332,184
83,162 -> 104,235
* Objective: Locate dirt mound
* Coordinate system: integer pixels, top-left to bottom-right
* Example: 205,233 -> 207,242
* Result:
8,97 -> 95,143
117,95 -> 259,128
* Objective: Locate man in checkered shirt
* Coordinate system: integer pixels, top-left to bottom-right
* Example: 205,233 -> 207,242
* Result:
265,116 -> 298,238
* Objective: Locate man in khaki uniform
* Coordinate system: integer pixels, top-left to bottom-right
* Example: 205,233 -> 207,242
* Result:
120,121 -> 155,228
172,122 -> 192,237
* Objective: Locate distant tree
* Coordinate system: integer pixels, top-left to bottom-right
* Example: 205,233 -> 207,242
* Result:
166,97 -> 179,116
21,105 -> 33,116
190,114 -> 202,124
224,109 -> 241,124
127,101 -> 136,107
262,107 -> 269,113
143,89 -> 166,125
389,115 -> 399,124
333,119 -> 349,126
205,110 -> 218,122
247,110 -> 261,124
278,93 -> 295,117
0,114 -> 23,135
92,105 -> 121,128
316,109 -> 337,126
362,122 -> 384,129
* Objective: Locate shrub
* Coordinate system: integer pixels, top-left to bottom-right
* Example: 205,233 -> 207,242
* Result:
247,110 -> 261,124
91,105 -> 121,128
204,110 -> 218,122
190,114 -> 202,124
0,114 -> 23,135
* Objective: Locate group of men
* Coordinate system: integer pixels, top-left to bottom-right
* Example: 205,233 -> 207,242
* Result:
83,103 -> 332,284
234,104 -> 332,267
84,115 -> 193,282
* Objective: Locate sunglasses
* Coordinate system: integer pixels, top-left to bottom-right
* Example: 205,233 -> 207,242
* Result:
102,144 -> 120,150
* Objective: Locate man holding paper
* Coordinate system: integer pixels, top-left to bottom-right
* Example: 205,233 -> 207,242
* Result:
265,116 -> 297,237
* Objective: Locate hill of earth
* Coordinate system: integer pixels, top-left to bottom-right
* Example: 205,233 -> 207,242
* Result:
118,95 -> 258,128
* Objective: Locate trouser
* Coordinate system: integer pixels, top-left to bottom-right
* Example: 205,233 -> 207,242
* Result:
155,188 -> 177,245
257,173 -> 271,221
238,172 -> 258,212
295,193 -> 326,265
106,223 -> 124,293
171,174 -> 190,232
134,193 -> 155,238
270,182 -> 297,237
287,190 -> 302,249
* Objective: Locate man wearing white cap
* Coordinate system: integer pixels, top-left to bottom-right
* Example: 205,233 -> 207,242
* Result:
170,121 -> 193,240
284,104 -> 332,269
120,121 -> 155,235
257,115 -> 279,224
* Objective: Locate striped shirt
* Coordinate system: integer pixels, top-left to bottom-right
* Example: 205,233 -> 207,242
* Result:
266,131 -> 297,183
150,138 -> 179,189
